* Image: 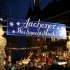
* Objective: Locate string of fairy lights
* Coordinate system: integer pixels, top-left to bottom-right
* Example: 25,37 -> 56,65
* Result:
6,46 -> 40,50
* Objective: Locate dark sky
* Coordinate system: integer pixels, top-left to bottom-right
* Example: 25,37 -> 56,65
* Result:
0,0 -> 61,19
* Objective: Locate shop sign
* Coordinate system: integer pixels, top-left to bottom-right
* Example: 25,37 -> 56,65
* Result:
7,18 -> 66,39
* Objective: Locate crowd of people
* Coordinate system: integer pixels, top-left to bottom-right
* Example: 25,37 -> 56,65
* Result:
1,51 -> 70,70
1,59 -> 70,70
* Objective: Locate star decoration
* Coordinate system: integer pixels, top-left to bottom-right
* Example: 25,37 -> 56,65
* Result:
57,27 -> 60,30
9,22 -> 14,27
61,27 -> 65,30
12,30 -> 15,33
16,22 -> 20,26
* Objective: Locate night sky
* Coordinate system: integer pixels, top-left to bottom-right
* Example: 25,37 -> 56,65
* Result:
0,0 -> 61,19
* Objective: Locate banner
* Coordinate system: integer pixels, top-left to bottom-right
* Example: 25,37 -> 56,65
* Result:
7,18 -> 66,39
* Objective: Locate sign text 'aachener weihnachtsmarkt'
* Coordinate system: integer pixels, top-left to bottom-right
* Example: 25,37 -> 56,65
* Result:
7,18 -> 66,39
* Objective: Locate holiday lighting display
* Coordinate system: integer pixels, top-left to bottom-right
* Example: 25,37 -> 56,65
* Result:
0,24 -> 7,49
0,24 -> 7,69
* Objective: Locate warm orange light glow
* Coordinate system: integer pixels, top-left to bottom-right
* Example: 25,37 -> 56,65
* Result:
0,25 -> 7,49
0,25 -> 4,36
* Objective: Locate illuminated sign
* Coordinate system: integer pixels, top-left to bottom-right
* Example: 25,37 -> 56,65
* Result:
7,18 -> 66,39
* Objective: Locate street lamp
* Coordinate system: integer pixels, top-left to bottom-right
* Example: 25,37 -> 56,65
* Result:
0,18 -> 3,21
0,18 -> 7,22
